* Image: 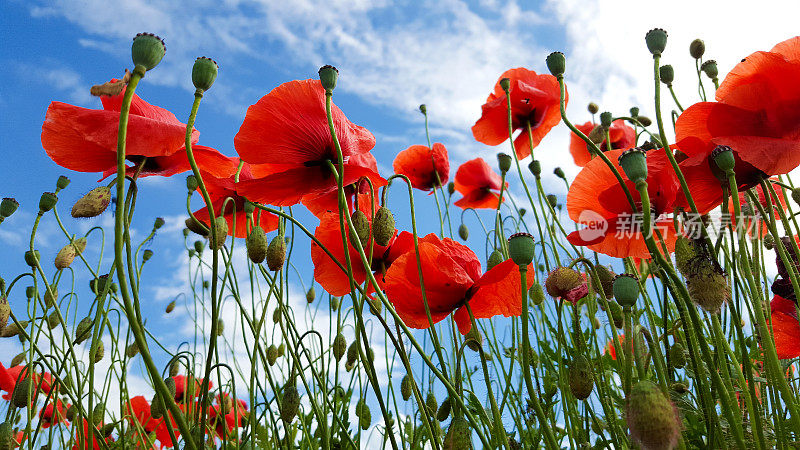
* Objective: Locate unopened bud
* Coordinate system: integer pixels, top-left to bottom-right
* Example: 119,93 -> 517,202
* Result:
246,226 -> 268,264
209,217 -> 228,250
72,186 -> 111,218
373,207 -> 395,246
587,102 -> 599,115
458,224 -> 469,241
689,39 -> 705,59
659,65 -> 674,85
487,249 -> 503,271
143,249 -> 154,261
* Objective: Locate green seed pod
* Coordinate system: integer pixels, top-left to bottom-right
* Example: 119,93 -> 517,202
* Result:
267,235 -> 286,271
368,297 -> 382,315
75,316 -> 93,345
166,300 -> 176,314
11,376 -> 32,408
126,342 -> 139,358
153,217 -> 165,230
447,182 -> 455,195
669,343 -> 687,369
568,355 -> 594,400
192,56 -> 218,92
487,249 -> 503,271
545,51 -> 566,77
246,226 -> 268,264
711,145 -> 735,173
458,223 -> 469,241
306,286 -> 316,303
599,111 -> 613,128
587,102 -> 599,115
318,65 -> 339,92
358,403 -> 371,430
613,274 -> 640,308
0,198 -> 19,218
0,421 -> 13,450
267,345 -> 278,366
92,403 -> 105,426
93,341 -> 105,363
165,377 -> 177,399
24,250 -> 40,267
101,422 -> 115,437
9,352 -> 24,367
0,297 -> 8,330
332,334 -> 347,361
529,283 -> 545,306
553,167 -> 566,180
39,192 -> 58,213
209,217 -> 228,250
701,59 -> 718,80
608,301 -> 624,329
350,210 -> 370,248
437,397 -> 451,422
143,249 -> 154,261
372,207 -> 396,247
618,147 -> 648,183
497,153 -> 512,173
400,375 -> 413,401
508,232 -> 535,266
72,186 -> 111,218
659,65 -> 674,85
280,384 -> 300,423
443,416 -> 472,450
644,28 -> 668,56
626,380 -> 680,450
689,38 -> 705,59
131,32 -> 166,71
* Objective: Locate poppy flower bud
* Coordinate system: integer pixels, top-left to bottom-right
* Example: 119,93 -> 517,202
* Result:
465,326 -> 483,351
486,249 -> 503,271
444,415 -> 472,449
588,102 -> 599,115
687,265 -> 729,313
553,167 -> 566,180
613,274 -> 639,307
350,210 -> 370,248
644,28 -> 668,56
545,51 -> 566,77
192,56 -> 218,92
0,422 -> 13,448
24,250 -> 40,267
93,340 -> 105,363
131,33 -> 165,72
185,217 -> 209,237
358,403 -> 371,430
519,208 -> 526,217
209,217 -> 228,250
164,377 -> 177,400
659,65 -> 674,85
545,267 -> 583,298
267,345 -> 278,366
0,198 -> 19,218
72,186 -> 111,218
424,391 -> 438,417
56,175 -> 71,191
318,65 -> 338,92
169,359 -> 180,377
1,321 -> 23,338
150,394 -> 163,419
497,153 -> 512,173
499,77 -> 511,92
166,300 -> 176,314
458,223 -> 469,241
599,111 -> 613,128
568,355 -> 594,400
216,318 -> 224,336
126,342 -> 139,358
528,160 -> 541,177
332,333 -> 347,361
373,207 -> 395,246
546,194 -> 558,208
436,397 -> 452,422
54,243 -> 77,270
44,286 -> 58,308
419,104 -> 427,114
142,249 -> 154,262
529,283 -> 545,305
10,352 -> 24,367
687,38 -> 706,59
629,106 -> 640,118
39,192 -> 58,213
701,59 -> 718,80
346,341 -> 359,366
186,175 -> 199,192
246,226 -> 268,264
626,380 -> 681,450
306,286 -> 315,303
75,316 -> 93,344
400,375 -> 413,401
508,232 -> 535,266
273,307 -> 281,324
193,240 -> 205,255
368,296 -> 382,315
669,343 -> 687,369
591,265 -> 616,299
0,297 -> 8,330
11,376 -> 31,408
618,148 -> 648,183
330,296 -> 340,311
447,182 -> 455,195
764,234 -> 775,250
182,228 -> 190,237
280,383 -> 300,423
711,145 -> 735,173
671,382 -> 689,394
637,116 -> 652,127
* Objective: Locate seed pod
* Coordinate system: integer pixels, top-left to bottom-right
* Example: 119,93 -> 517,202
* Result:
626,380 -> 681,450
568,355 -> 594,400
350,210 -> 370,248
72,186 -> 111,218
131,32 -> 165,71
163,377 -> 177,401
75,316 -> 93,345
93,341 -> 105,363
332,334 -> 347,361
458,224 -> 469,241
192,56 -> 218,92
209,217 -> 228,250
246,226 -> 268,264
280,384 -> 300,423
124,342 -> 139,358
46,311 -> 60,330
91,403 -> 105,426
372,207 -> 395,246
11,376 -> 32,408
0,297 -> 9,330
443,416 -> 472,450
669,343 -> 687,369
437,397 -> 451,422
689,38 -> 705,59
400,375 -> 413,401
266,236 -> 286,271
101,422 -> 116,437
166,300 -> 176,314
487,250 -> 503,271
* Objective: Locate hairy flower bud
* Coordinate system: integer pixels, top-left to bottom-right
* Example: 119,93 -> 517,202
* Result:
43,286 -> 58,308
24,250 -> 40,267
626,380 -> 681,450
0,296 -> 9,330
280,383 -> 300,423
659,65 -> 674,85
568,355 -> 594,400
350,210 -> 370,248
588,102 -> 599,115
72,186 -> 111,218
246,226 -> 268,264
93,340 -> 105,363
669,343 -> 687,369
209,217 -> 228,250
75,316 -> 93,345
444,416 -> 472,450
458,223 -> 469,241
372,207 -> 395,246
529,283 -> 545,306
267,345 -> 278,366
267,235 -> 286,271
689,39 -> 705,59
437,397 -> 451,422
465,326 -> 483,352
545,267 -> 583,299
487,249 -> 503,271
400,375 -> 413,401
11,376 -> 32,408
591,265 -> 616,299
332,334 -> 347,361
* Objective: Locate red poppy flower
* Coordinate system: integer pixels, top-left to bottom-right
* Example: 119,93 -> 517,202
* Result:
297,153 -> 382,217
72,418 -> 114,450
605,334 -> 625,361
208,395 -> 248,439
392,143 -> 450,191
472,68 -> 565,159
453,158 -> 506,210
569,120 -> 636,167
172,375 -> 210,403
566,148 -> 680,258
40,399 -> 69,428
383,233 -> 534,335
42,80 -> 199,175
98,145 -> 237,181
675,37 -> 800,213
234,79 -> 386,209
727,179 -> 788,237
192,161 -> 279,238
770,294 -> 800,359
0,364 -> 54,402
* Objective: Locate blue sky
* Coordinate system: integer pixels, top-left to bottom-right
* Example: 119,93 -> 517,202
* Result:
1,0 -> 799,438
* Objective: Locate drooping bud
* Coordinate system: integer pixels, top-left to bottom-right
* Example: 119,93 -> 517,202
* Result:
39,192 -> 58,213
0,198 -> 19,218
43,286 -> 58,308
588,102 -> 599,115
75,316 -> 93,345
626,380 -> 681,450
306,286 -> 316,303
444,416 -> 472,450
689,39 -> 705,59
11,376 -> 32,408
209,217 -> 228,250
346,341 -> 359,367
465,326 -> 483,352
425,391 -> 437,417
143,249 -> 154,262
497,153 -> 512,173
419,104 -> 427,114
267,235 -> 287,271
0,321 -> 23,338
165,300 -> 176,314
669,343 -> 687,369
638,116 -> 652,127
528,160 -> 541,177
618,148 -> 648,183
280,383 -> 300,423
529,283 -> 545,306
545,51 -> 566,77
93,340 -> 105,363
9,352 -> 24,367
608,301 -> 624,328
192,57 -> 218,92
0,422 -> 13,449
24,250 -> 40,267
545,267 -> 583,299
437,397 -> 451,422
246,226 -> 268,264
447,182 -> 455,195
216,318 -> 224,336
686,265 -> 729,313
644,28 -> 668,56
332,334 -> 347,361
701,60 -> 718,80
568,355 -> 594,400
126,342 -> 139,358
659,65 -> 674,85
487,249 -> 504,271
400,375 -> 413,401
131,33 -> 166,71
711,145 -> 735,173
330,296 -> 340,311
0,296 -> 9,330
72,186 -> 111,218
553,167 -> 566,180
318,65 -> 339,92
358,402 -> 371,430
612,274 -> 639,307
458,223 -> 469,241
508,232 -> 535,266
267,345 -> 278,366
372,207 -> 395,246
546,194 -> 558,208
92,403 -> 105,426
591,265 -> 616,299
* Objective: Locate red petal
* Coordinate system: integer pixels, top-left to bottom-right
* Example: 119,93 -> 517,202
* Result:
471,96 -> 509,146
392,143 -> 450,190
569,122 -> 595,167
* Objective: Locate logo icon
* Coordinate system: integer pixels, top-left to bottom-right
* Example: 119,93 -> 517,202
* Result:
577,209 -> 608,243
